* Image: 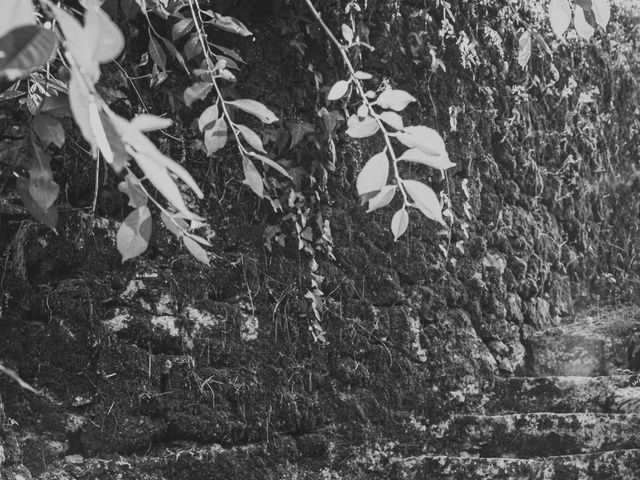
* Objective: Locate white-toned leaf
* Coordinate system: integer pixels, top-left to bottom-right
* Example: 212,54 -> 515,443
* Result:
161,210 -> 188,239
356,150 -> 388,196
118,174 -> 147,208
84,4 -> 125,63
327,80 -> 350,101
227,99 -> 278,124
574,6 -> 595,39
117,206 -> 152,262
247,152 -> 291,179
184,82 -> 213,107
391,208 -> 409,241
242,156 -> 264,198
518,31 -> 532,67
403,179 -> 444,224
379,111 -> 404,131
106,109 -> 204,199
183,235 -> 210,265
1,0 -> 35,38
398,148 -> 455,170
130,114 -> 172,132
341,24 -> 354,43
68,67 -> 94,149
376,89 -> 417,111
88,100 -> 114,163
354,71 -> 372,80
237,124 -> 266,153
592,0 -> 610,28
549,0 -> 571,37
198,104 -> 219,132
204,117 -> 228,155
357,104 -> 369,117
367,185 -> 396,212
130,150 -> 198,219
51,5 -> 100,81
346,114 -> 379,138
396,125 -> 447,158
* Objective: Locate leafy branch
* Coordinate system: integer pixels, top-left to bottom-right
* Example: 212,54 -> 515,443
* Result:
303,0 -> 455,241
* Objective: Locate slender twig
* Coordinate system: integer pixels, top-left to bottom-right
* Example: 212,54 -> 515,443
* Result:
303,0 -> 409,205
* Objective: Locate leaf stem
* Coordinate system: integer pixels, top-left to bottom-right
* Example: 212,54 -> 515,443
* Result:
302,0 -> 409,206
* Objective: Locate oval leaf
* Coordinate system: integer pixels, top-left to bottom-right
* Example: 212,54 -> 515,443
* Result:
84,5 -> 125,63
391,208 -> 409,241
117,206 -> 152,262
184,82 -> 213,107
518,31 -> 532,67
130,150 -> 197,219
396,125 -> 447,158
356,150 -> 388,196
341,24 -> 354,43
379,111 -> 404,131
198,104 -> 219,132
574,6 -> 595,39
354,71 -> 372,80
403,179 -> 444,224
242,156 -> 264,198
1,0 -> 35,38
28,143 -> 59,210
227,99 -> 278,124
549,0 -> 571,37
130,114 -> 172,132
204,117 -> 228,155
346,114 -> 379,138
327,80 -> 350,101
376,89 -> 417,111
367,185 -> 396,213
237,124 -> 266,153
397,148 -> 455,170
0,26 -> 57,81
183,235 -> 210,265
592,0 -> 610,28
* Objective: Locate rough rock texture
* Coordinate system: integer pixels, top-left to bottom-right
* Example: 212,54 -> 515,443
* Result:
2,0 -> 640,479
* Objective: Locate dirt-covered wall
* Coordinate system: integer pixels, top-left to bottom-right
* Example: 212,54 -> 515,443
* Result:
1,0 -> 640,477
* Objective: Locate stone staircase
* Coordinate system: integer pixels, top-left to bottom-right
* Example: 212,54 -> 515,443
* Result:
393,310 -> 640,479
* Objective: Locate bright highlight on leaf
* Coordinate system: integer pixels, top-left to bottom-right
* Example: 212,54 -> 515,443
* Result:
403,179 -> 444,225
327,80 -> 350,101
396,126 -> 448,159
574,6 -> 595,39
391,208 -> 409,241
357,151 -> 388,197
518,31 -> 532,67
367,185 -> 396,212
227,99 -> 279,124
397,148 -> 456,170
346,115 -> 379,138
549,0 -> 571,37
117,206 -> 152,262
375,89 -> 417,111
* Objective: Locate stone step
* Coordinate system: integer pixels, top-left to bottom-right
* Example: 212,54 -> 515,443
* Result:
394,449 -> 640,480
524,313 -> 640,376
480,375 -> 640,414
434,413 -> 640,457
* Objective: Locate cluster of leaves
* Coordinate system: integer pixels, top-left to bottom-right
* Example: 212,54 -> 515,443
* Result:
519,0 -> 611,66
306,0 -> 455,242
0,0 -> 295,266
